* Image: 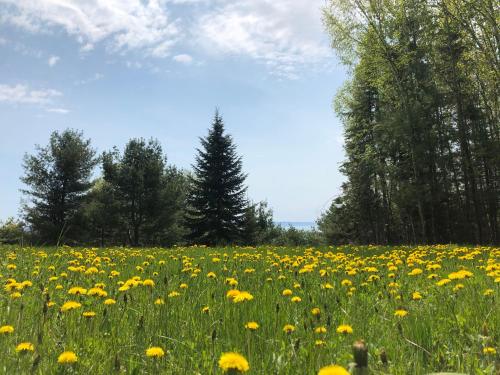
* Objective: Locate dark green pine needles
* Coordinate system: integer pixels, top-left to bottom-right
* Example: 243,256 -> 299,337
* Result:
186,110 -> 248,246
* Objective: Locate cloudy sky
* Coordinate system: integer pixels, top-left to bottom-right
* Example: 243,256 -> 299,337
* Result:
0,0 -> 346,223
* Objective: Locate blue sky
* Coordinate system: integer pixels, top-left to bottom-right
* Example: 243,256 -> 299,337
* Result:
0,0 -> 346,223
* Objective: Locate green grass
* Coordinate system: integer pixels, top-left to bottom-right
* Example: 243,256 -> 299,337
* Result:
0,244 -> 498,374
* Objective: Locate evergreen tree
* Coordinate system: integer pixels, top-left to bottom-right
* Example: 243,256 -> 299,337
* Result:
186,110 -> 247,245
20,129 -> 97,244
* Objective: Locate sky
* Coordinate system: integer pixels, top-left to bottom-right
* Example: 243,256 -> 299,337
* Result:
0,0 -> 347,223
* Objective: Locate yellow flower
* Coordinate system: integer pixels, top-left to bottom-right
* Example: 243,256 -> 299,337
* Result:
336,324 -> 353,334
233,291 -> 253,303
68,287 -> 87,295
412,292 -> 422,300
104,298 -> 116,305
315,326 -> 327,334
143,279 -> 155,287
207,272 -> 217,279
283,324 -> 295,333
483,289 -> 494,296
146,346 -> 165,358
60,301 -> 82,312
83,311 -> 96,318
394,309 -> 408,318
168,291 -> 180,298
0,325 -> 14,334
226,289 -> 241,300
202,306 -> 210,313
16,342 -> 34,353
315,340 -> 326,346
311,307 -> 321,316
483,347 -> 496,355
245,321 -> 259,330
154,298 -> 165,305
291,296 -> 302,303
282,289 -> 293,296
218,352 -> 249,373
318,365 -> 350,375
58,351 -> 78,364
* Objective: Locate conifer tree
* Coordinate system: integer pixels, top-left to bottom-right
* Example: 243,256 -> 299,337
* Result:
186,110 -> 247,245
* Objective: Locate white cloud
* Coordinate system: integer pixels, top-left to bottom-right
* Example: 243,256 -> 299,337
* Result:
0,84 -> 62,105
173,53 -> 193,64
196,0 -> 331,78
74,73 -> 104,85
0,0 -> 179,57
47,107 -> 69,114
48,55 -> 60,66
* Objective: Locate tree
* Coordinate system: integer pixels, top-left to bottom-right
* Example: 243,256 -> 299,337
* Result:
0,218 -> 25,245
186,110 -> 247,245
103,138 -> 167,246
21,129 -> 97,244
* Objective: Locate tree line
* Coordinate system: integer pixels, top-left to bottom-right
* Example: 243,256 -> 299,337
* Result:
319,0 -> 499,245
3,111 -> 322,247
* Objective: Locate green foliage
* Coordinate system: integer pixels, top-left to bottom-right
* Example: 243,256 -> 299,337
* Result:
0,218 -> 25,244
186,110 -> 248,245
20,129 -> 98,244
322,0 -> 499,245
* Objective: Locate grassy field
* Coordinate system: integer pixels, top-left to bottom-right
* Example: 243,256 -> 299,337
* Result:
0,244 -> 498,374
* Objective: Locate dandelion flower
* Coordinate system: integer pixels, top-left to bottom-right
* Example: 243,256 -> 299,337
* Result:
336,324 -> 353,334
283,324 -> 295,334
483,347 -> 496,355
58,351 -> 78,364
0,325 -> 14,334
315,326 -> 327,334
282,289 -> 293,296
104,299 -> 116,305
318,365 -> 350,375
233,291 -> 253,303
146,346 -> 165,358
16,342 -> 34,353
291,296 -> 302,303
218,352 -> 249,373
245,322 -> 259,330
82,311 -> 96,318
60,301 -> 82,312
394,309 -> 408,318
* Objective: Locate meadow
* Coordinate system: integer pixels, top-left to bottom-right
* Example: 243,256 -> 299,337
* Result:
0,244 -> 498,374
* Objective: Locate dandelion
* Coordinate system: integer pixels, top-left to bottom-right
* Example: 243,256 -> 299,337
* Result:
207,272 -> 216,279
291,296 -> 302,303
412,292 -> 422,300
483,347 -> 496,355
318,365 -> 350,375
202,306 -> 210,314
0,325 -> 14,334
143,279 -> 155,287
58,351 -> 78,364
336,324 -> 353,334
104,298 -> 116,305
315,340 -> 326,346
233,291 -> 253,303
60,301 -> 82,312
283,324 -> 295,334
146,346 -> 165,358
83,311 -> 96,318
282,289 -> 293,296
311,307 -> 321,316
68,287 -> 87,295
394,309 -> 408,318
154,298 -> 165,305
218,352 -> 249,373
483,289 -> 494,296
16,342 -> 34,353
245,322 -> 259,330
315,326 -> 327,334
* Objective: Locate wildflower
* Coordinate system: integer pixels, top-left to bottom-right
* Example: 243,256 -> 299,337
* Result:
154,298 -> 165,305
60,301 -> 82,312
436,279 -> 451,286
282,289 -> 293,296
336,324 -> 353,334
245,321 -> 259,330
226,290 -> 241,300
68,287 -> 87,295
168,291 -> 180,298
315,326 -> 327,334
143,279 -> 155,287
202,306 -> 210,313
341,279 -> 352,287
483,289 -> 494,296
394,309 -> 408,318
283,324 -> 295,333
207,272 -> 216,279
10,292 -> 21,299
83,311 -> 96,318
16,342 -> 34,353
315,340 -> 326,346
483,347 -> 496,355
58,351 -> 78,364
104,298 -> 116,305
179,283 -> 188,289
291,296 -> 302,303
233,291 -> 253,303
318,365 -> 350,375
146,346 -> 165,358
218,352 -> 249,373
0,325 -> 14,334
412,292 -> 422,300
311,307 -> 321,316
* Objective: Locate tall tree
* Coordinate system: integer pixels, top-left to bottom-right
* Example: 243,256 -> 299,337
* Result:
186,110 -> 247,245
21,129 -> 97,244
102,138 -> 166,246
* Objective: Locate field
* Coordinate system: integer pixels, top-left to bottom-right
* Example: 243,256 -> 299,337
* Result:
0,245 -> 498,374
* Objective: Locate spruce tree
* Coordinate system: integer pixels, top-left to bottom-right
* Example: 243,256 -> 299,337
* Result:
186,110 -> 247,245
